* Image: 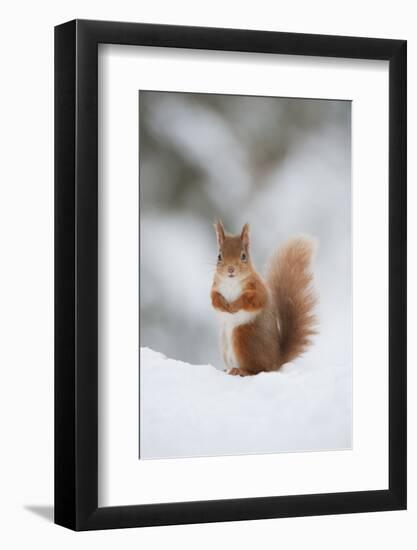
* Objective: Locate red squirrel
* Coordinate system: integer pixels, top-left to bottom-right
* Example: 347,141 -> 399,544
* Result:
211,221 -> 317,376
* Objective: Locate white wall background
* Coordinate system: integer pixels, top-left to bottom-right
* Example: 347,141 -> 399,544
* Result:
0,1 -> 414,548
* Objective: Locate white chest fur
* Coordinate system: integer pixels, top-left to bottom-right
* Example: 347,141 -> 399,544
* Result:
216,277 -> 258,369
217,276 -> 242,303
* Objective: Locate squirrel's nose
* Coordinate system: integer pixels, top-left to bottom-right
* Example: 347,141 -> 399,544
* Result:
228,265 -> 235,274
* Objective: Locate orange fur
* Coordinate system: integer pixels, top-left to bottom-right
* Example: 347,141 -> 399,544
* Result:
232,322 -> 279,376
266,237 -> 318,365
228,276 -> 268,313
211,289 -> 231,313
211,223 -> 318,375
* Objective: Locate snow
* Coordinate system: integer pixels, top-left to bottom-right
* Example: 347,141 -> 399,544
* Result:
140,346 -> 351,459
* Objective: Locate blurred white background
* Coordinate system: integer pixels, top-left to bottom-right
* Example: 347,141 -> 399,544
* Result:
140,91 -> 351,368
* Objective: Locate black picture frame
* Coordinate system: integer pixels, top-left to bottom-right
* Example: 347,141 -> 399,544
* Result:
55,19 -> 407,531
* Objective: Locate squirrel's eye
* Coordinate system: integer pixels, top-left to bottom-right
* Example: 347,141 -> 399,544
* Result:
217,253 -> 222,262
241,252 -> 247,262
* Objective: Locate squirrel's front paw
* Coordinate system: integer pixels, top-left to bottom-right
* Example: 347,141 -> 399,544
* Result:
227,302 -> 241,314
211,291 -> 231,313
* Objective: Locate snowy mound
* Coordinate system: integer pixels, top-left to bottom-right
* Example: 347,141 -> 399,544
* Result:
140,347 -> 351,459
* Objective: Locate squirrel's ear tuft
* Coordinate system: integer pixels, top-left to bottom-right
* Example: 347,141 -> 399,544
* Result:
214,220 -> 226,246
240,223 -> 250,246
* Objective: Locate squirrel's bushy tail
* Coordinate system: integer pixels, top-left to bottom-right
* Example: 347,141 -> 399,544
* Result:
266,236 -> 318,365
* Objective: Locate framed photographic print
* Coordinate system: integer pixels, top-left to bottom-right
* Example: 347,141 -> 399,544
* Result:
55,20 -> 406,530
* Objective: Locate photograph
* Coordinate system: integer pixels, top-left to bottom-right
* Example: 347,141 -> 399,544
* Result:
139,90 -> 352,460
0,2 -> 409,542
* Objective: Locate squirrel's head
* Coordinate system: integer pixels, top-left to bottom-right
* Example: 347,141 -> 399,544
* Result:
214,221 -> 252,280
